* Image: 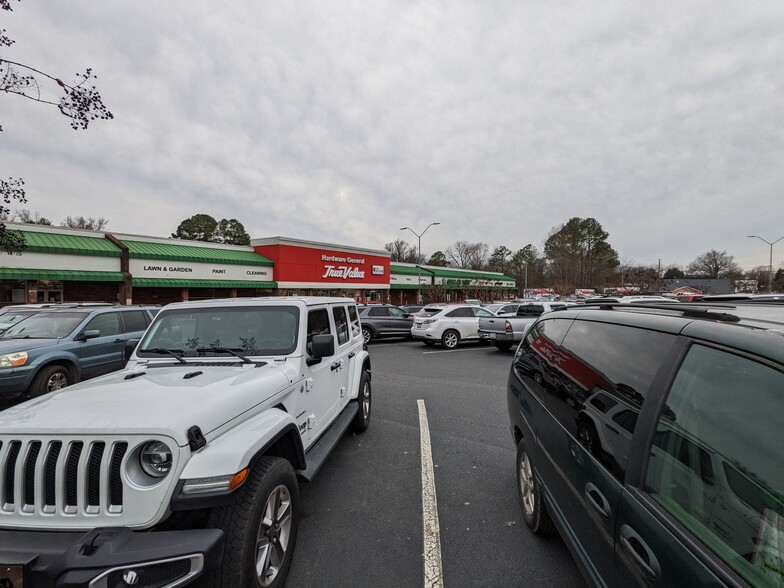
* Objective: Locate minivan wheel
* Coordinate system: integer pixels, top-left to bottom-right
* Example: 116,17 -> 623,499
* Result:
441,330 -> 460,349
361,326 -> 373,344
516,438 -> 555,535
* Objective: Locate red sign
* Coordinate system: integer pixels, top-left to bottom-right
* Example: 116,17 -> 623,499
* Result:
254,243 -> 390,286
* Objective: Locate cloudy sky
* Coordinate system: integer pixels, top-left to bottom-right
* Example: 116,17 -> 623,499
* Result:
2,1 -> 784,271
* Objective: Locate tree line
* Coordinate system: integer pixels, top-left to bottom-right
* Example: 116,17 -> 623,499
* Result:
386,217 -> 783,295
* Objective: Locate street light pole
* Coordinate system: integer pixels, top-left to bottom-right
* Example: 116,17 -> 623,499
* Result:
747,235 -> 784,293
401,222 -> 440,304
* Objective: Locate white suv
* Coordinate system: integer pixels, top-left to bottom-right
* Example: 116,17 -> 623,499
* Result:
411,304 -> 495,348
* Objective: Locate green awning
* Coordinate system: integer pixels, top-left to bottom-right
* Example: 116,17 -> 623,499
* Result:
429,267 -> 516,282
15,231 -> 121,257
390,284 -> 421,290
0,268 -> 125,281
124,241 -> 272,266
389,264 -> 436,276
133,278 -> 276,289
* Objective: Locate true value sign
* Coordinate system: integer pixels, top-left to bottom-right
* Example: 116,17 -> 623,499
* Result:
320,254 -> 384,280
129,259 -> 272,281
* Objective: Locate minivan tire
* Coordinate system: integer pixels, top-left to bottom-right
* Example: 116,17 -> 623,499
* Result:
516,438 -> 555,535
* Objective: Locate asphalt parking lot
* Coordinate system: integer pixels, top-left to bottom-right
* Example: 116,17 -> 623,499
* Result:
288,339 -> 585,588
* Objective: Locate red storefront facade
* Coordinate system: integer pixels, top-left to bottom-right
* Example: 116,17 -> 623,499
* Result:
252,236 -> 391,303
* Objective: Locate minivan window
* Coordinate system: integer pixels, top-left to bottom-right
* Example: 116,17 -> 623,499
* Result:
85,312 -> 121,337
645,344 -> 784,587
121,310 -> 148,333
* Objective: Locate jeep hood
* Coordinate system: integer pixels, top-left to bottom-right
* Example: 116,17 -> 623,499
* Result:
0,363 -> 292,446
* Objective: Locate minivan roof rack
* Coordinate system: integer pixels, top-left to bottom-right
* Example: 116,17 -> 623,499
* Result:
576,302 -> 742,323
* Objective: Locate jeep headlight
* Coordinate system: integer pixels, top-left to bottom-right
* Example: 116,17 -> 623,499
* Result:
139,441 -> 173,478
0,351 -> 28,368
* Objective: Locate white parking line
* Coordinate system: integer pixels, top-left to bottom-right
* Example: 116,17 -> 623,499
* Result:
418,399 -> 444,588
423,347 -> 490,355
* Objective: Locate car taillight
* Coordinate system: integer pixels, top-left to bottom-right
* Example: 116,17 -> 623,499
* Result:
423,319 -> 437,325
505,320 -> 513,333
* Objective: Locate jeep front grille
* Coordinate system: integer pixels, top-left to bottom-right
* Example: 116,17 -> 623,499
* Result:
0,439 -> 127,516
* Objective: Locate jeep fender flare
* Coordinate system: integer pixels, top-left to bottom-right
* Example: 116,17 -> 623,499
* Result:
179,408 -> 306,480
349,350 -> 371,400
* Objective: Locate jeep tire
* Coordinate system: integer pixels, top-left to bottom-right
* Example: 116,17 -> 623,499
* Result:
516,438 -> 555,535
30,365 -> 72,398
207,457 -> 299,588
350,370 -> 371,433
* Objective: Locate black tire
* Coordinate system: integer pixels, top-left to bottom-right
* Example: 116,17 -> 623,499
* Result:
361,326 -> 373,344
516,438 -> 555,535
441,329 -> 460,349
350,371 -> 371,433
495,341 -> 513,352
207,457 -> 299,588
30,365 -> 72,398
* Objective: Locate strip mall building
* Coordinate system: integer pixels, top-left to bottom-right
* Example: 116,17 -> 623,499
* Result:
0,224 -> 516,306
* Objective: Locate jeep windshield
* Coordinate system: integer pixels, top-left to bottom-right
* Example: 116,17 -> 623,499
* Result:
0,311 -> 88,339
137,306 -> 300,358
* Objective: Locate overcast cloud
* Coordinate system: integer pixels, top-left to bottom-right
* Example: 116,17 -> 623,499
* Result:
2,1 -> 784,270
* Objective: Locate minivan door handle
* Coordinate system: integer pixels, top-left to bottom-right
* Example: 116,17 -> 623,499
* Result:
584,482 -> 611,524
620,524 -> 661,580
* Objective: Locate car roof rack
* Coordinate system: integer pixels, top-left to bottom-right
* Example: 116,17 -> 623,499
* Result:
573,301 -> 742,323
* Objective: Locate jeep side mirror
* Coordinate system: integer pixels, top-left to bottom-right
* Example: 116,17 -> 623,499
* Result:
306,334 -> 334,366
125,339 -> 140,360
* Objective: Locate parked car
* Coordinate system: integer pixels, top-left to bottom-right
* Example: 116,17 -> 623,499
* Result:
411,303 -> 494,348
0,296 -> 371,587
0,302 -> 114,335
507,301 -> 784,586
357,304 -> 414,343
478,301 -> 574,351
484,302 -> 526,316
0,305 -> 159,398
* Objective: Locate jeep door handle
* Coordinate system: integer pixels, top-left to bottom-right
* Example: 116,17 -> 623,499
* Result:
330,361 -> 342,371
620,524 -> 661,580
348,352 -> 356,359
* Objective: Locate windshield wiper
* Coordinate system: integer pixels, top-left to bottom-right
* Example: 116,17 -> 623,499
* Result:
197,346 -> 253,364
145,348 -> 187,364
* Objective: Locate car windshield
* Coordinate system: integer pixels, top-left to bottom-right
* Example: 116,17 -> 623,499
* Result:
485,304 -> 504,313
0,311 -> 37,330
138,306 -> 300,357
0,311 -> 88,339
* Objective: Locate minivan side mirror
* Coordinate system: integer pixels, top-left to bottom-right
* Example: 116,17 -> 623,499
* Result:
125,339 -> 140,360
79,329 -> 101,341
306,334 -> 334,366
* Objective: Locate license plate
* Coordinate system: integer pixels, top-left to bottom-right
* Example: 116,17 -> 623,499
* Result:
416,324 -> 422,329
0,565 -> 23,587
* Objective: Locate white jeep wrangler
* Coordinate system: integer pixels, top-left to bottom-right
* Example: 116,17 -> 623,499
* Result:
0,296 -> 371,588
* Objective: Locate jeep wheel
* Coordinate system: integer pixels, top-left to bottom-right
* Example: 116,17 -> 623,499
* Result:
361,326 -> 373,344
350,371 -> 371,433
208,457 -> 299,588
441,330 -> 460,349
495,341 -> 513,352
30,365 -> 72,398
516,438 -> 555,535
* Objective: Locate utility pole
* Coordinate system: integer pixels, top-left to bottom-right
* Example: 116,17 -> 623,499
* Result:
401,222 -> 440,304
